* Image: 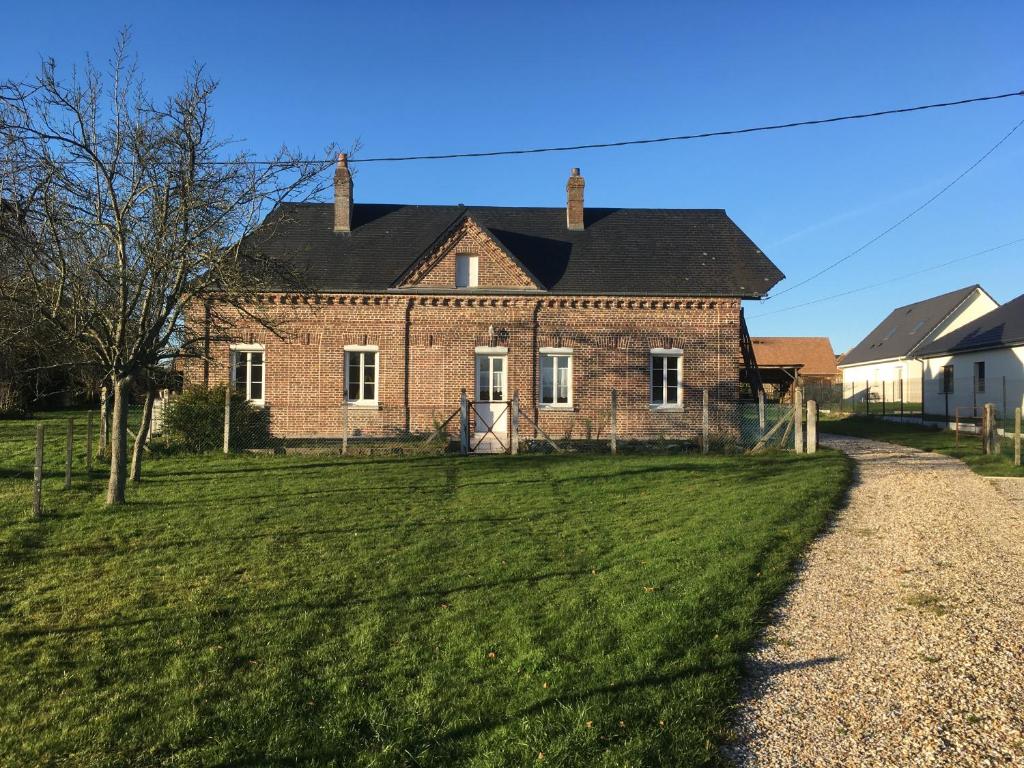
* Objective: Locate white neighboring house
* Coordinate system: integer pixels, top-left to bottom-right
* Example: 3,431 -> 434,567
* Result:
838,285 -> 997,403
915,291 -> 1024,418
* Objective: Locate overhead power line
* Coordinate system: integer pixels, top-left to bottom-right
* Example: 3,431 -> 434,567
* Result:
3,88 -> 1020,169
748,237 -> 1024,318
766,114 -> 1024,300
348,89 -> 1024,163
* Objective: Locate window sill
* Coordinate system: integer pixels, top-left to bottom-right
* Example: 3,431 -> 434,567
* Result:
650,405 -> 685,413
344,402 -> 380,410
538,405 -> 574,412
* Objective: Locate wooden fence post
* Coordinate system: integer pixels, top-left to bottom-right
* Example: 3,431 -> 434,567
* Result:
983,403 -> 998,455
511,390 -> 520,455
757,391 -> 766,436
701,388 -> 710,454
86,411 -> 94,479
807,400 -> 817,454
1014,406 -> 1021,467
610,388 -> 618,455
794,387 -> 804,453
459,388 -> 469,455
33,423 -> 44,518
65,419 -> 74,490
341,400 -> 349,456
223,386 -> 231,454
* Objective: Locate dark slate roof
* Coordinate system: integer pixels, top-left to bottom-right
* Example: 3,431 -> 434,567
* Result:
915,292 -> 1024,357
241,203 -> 783,298
840,285 -> 983,366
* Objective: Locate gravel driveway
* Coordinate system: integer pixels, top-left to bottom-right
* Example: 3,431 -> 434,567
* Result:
729,435 -> 1024,767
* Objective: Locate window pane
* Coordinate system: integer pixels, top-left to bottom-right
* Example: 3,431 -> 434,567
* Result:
347,354 -> 360,400
556,358 -> 569,404
666,383 -> 677,405
456,255 -> 469,288
652,356 -> 664,403
233,353 -> 247,394
540,356 -> 553,403
478,359 -> 489,400
492,364 -> 503,400
249,381 -> 263,401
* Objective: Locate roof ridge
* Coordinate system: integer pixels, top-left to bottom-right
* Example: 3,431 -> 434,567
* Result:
277,201 -> 730,213
889,283 -> 979,312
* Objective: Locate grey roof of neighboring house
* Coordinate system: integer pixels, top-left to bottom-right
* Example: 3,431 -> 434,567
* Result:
915,291 -> 1024,357
839,285 -> 983,366
240,203 -> 784,298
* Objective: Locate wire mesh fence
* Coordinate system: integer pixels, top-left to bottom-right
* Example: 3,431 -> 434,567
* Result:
1,385 -> 826,512
839,375 -> 1024,431
149,385 -> 814,457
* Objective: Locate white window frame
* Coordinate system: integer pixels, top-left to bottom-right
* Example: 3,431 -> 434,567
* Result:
344,345 -> 379,407
455,254 -> 479,288
650,348 -> 684,410
230,343 -> 266,406
538,347 -> 573,409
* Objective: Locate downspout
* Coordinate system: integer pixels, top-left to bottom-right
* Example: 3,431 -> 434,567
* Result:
532,299 -> 542,437
203,299 -> 211,386
404,298 -> 414,433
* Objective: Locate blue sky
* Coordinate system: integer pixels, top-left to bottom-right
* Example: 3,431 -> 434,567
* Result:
4,1 -> 1022,351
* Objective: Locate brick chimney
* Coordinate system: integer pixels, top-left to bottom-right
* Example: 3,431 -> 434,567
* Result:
566,167 -> 584,231
334,153 -> 353,233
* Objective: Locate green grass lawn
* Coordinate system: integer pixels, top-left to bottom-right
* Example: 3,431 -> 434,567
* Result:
1,412 -> 851,767
820,415 -> 1023,478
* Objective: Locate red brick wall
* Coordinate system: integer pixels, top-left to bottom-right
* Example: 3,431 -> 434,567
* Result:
187,293 -> 743,442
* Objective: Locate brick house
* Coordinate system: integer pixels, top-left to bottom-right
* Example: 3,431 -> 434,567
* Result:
188,156 -> 783,447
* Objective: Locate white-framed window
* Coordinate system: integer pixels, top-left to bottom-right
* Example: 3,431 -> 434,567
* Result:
230,344 -> 265,405
539,348 -> 573,408
345,345 -> 379,405
650,349 -> 683,408
455,254 -> 478,288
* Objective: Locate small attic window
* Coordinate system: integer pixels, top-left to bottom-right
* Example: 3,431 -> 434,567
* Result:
909,320 -> 925,334
455,254 -> 478,288
882,327 -> 897,341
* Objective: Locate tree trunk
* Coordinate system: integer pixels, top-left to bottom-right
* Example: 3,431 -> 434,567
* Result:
129,386 -> 155,484
106,375 -> 132,505
98,384 -> 111,460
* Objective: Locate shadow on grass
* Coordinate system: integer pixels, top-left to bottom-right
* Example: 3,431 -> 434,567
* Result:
438,654 -> 843,744
2,566 -> 591,642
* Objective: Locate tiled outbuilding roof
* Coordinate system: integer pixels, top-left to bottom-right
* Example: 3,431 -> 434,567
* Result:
751,337 -> 840,376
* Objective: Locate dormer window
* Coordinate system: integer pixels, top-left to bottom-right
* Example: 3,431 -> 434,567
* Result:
455,254 -> 478,288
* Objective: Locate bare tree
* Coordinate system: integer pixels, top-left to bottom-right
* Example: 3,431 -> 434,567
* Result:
0,33 -> 338,503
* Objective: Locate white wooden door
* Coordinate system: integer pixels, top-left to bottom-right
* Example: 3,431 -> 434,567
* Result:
475,353 -> 508,435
